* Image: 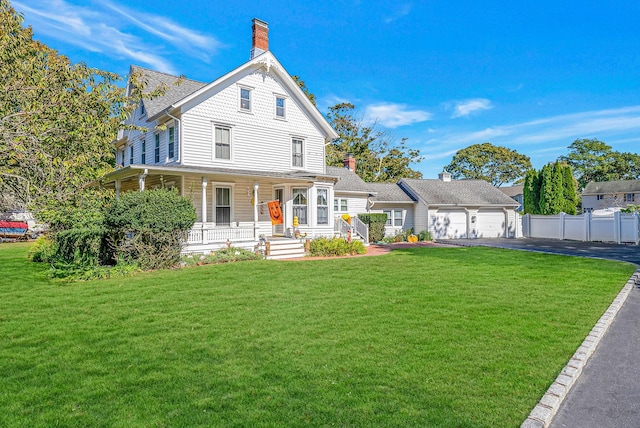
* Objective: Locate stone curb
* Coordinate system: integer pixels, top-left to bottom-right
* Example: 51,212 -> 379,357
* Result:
521,269 -> 640,428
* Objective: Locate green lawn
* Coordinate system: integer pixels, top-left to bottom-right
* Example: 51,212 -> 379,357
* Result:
0,242 -> 635,427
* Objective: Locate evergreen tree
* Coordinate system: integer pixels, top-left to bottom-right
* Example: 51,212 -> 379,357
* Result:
523,169 -> 540,214
561,163 -> 579,215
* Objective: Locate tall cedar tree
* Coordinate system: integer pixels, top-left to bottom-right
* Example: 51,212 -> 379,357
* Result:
523,169 -> 540,214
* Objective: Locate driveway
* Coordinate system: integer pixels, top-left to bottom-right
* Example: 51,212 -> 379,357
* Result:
447,237 -> 640,428
445,237 -> 640,266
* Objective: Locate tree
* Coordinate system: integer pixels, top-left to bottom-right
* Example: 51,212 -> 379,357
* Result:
445,142 -> 531,187
291,75 -> 316,106
523,169 -> 540,214
558,138 -> 640,189
524,162 -> 579,215
0,1 -> 169,224
0,0 -> 131,220
325,103 -> 422,182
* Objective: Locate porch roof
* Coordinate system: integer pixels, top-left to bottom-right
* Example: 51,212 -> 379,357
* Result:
101,164 -> 338,186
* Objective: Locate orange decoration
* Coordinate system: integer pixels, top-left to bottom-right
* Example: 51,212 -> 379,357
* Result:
267,200 -> 283,225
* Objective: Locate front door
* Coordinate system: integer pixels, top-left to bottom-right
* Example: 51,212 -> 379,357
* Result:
273,188 -> 285,236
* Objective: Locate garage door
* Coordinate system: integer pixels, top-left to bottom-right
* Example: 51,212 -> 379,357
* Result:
429,209 -> 468,239
476,209 -> 505,238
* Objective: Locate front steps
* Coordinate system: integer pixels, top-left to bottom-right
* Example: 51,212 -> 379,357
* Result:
265,238 -> 306,260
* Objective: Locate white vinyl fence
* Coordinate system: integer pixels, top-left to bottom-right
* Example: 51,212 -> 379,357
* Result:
522,212 -> 639,244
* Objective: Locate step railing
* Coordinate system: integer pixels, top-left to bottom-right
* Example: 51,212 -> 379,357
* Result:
353,216 -> 369,244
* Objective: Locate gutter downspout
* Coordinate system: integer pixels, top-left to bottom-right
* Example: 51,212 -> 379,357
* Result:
165,109 -> 181,164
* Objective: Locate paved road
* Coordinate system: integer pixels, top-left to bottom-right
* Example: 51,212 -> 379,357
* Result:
447,238 -> 640,428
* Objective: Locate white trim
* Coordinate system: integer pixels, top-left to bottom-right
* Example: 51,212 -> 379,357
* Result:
212,123 -> 233,162
291,137 -> 305,169
238,84 -> 253,113
274,93 -> 287,120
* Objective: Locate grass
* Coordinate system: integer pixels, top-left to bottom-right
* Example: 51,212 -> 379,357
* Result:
0,242 -> 635,427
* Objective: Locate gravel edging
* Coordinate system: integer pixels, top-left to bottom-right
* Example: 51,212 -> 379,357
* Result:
521,269 -> 640,428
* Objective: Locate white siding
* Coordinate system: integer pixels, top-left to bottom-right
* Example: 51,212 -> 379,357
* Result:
429,209 -> 468,239
181,69 -> 326,174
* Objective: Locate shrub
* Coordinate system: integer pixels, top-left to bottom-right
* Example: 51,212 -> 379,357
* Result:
28,235 -> 55,263
54,227 -> 105,267
104,189 -> 197,270
357,213 -> 387,243
181,247 -> 262,267
418,229 -> 433,241
309,237 -> 366,257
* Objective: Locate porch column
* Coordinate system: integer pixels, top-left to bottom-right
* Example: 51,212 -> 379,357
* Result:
253,182 -> 259,240
138,169 -> 148,191
202,177 -> 208,245
115,180 -> 121,199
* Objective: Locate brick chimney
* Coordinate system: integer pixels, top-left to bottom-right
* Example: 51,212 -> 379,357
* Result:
250,18 -> 269,59
344,153 -> 356,172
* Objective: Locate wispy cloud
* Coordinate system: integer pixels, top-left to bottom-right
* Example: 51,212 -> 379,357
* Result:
13,0 -> 222,74
422,105 -> 640,167
451,98 -> 493,118
384,3 -> 413,23
364,102 -> 431,128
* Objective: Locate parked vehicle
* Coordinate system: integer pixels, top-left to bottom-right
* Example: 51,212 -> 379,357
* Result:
0,211 -> 46,240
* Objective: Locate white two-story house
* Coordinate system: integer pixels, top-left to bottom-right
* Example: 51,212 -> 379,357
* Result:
102,19 -> 339,254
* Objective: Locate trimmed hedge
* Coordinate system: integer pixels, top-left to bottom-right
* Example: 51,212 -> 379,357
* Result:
357,213 -> 388,243
309,237 -> 366,257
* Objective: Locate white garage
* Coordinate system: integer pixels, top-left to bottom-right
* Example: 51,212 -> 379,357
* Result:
398,174 -> 520,240
476,209 -> 507,238
429,209 -> 468,239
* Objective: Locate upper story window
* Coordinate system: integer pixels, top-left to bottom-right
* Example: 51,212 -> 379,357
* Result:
292,138 -> 304,168
168,126 -> 175,160
317,189 -> 328,225
139,102 -> 145,116
154,134 -> 160,163
118,148 -> 125,167
597,195 -> 604,200
214,126 -> 231,160
275,96 -> 285,118
141,139 -> 146,164
625,193 -> 635,202
240,87 -> 251,111
129,145 -> 134,165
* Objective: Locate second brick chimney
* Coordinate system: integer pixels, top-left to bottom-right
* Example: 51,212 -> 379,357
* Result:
250,18 -> 269,59
344,153 -> 356,172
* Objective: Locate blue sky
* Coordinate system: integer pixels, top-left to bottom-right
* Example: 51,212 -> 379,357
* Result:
13,0 -> 640,180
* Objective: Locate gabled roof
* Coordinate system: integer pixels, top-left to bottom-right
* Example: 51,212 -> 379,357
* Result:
133,52 -> 337,140
327,166 -> 372,194
582,180 -> 640,195
399,178 -> 519,207
130,65 -> 206,119
498,185 -> 524,198
368,182 -> 415,203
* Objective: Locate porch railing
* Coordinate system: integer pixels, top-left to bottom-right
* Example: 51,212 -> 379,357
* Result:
353,216 -> 369,244
334,217 -> 369,244
187,224 -> 255,245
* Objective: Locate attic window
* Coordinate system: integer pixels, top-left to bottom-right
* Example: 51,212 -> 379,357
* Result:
139,102 -> 145,116
240,88 -> 251,111
275,96 -> 285,118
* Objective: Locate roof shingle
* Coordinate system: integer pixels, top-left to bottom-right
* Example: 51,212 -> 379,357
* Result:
400,178 -> 519,206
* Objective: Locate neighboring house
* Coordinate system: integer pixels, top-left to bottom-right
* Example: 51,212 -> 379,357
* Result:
499,185 -> 524,212
398,172 -> 520,239
581,180 -> 640,213
102,19 -> 339,254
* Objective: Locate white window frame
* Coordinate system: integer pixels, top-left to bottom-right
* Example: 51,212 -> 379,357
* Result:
383,209 -> 404,227
597,195 -> 604,200
292,188 -> 308,225
334,198 -> 348,212
129,145 -> 134,165
167,126 -> 176,160
141,138 -> 146,165
239,86 -> 252,111
317,188 -> 329,225
139,102 -> 145,116
154,134 -> 160,163
213,125 -> 232,161
292,137 -> 304,168
624,193 -> 634,202
275,95 -> 286,119
214,186 -> 232,226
